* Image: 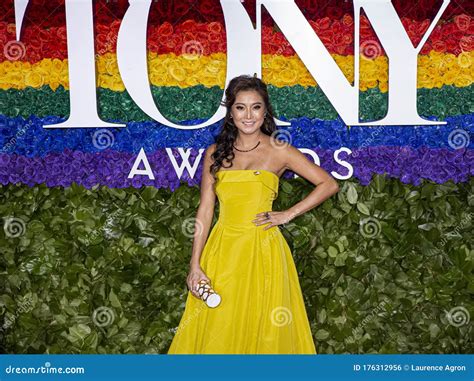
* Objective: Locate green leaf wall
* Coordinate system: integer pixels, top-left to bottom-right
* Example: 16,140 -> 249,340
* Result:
0,175 -> 472,354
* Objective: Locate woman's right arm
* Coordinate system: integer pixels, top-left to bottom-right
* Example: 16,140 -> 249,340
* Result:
186,144 -> 217,297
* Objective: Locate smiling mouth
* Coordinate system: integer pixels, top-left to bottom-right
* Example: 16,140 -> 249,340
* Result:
242,122 -> 255,126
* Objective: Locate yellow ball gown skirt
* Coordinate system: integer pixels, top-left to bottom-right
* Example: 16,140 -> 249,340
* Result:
168,169 -> 317,354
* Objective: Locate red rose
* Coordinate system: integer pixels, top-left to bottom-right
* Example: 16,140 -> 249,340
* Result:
110,20 -> 121,34
359,16 -> 373,38
180,19 -> 198,32
318,30 -> 333,47
459,35 -> 473,51
468,23 -> 474,34
342,32 -> 353,45
174,2 -> 190,18
96,24 -> 109,36
332,33 -> 345,46
207,21 -> 223,35
158,22 -> 174,37
326,6 -> 343,20
199,0 -> 218,16
316,17 -> 331,31
418,19 -> 430,35
158,35 -> 170,49
95,33 -> 108,53
39,29 -> 50,43
443,23 -> 456,36
451,30 -> 465,42
28,35 -> 43,51
431,39 -> 446,52
209,41 -> 220,53
148,40 -> 160,54
407,20 -> 418,35
454,14 -> 471,31
331,20 -> 342,34
56,26 -> 67,42
218,41 -> 227,52
342,14 -> 353,28
208,32 -> 221,44
445,38 -> 458,52
182,31 -> 197,41
196,31 -> 209,42
333,44 -> 346,55
29,51 -> 42,63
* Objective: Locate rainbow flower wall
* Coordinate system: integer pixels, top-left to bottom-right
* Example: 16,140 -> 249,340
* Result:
0,0 -> 472,190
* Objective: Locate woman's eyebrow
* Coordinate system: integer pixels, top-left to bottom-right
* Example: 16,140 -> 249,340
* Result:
233,102 -> 263,106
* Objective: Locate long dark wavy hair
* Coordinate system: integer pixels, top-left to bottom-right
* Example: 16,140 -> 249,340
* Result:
209,75 -> 277,179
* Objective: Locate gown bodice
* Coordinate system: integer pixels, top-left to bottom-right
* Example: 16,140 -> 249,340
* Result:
215,169 -> 279,228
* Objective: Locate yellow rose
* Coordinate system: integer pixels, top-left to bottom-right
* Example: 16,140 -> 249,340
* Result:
268,55 -> 287,71
280,68 -> 297,84
6,72 -> 23,89
379,81 -> 388,93
168,64 -> 187,83
25,71 -> 44,88
51,58 -> 63,72
216,70 -> 226,87
204,59 -> 222,75
442,71 -> 456,85
49,73 -> 61,91
457,52 -> 471,69
454,74 -> 472,87
96,58 -> 106,75
110,79 -> 125,92
105,58 -> 117,76
185,76 -> 200,87
199,74 -> 216,87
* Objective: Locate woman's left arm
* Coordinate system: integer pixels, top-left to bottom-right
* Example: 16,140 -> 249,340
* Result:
283,144 -> 340,222
254,144 -> 340,229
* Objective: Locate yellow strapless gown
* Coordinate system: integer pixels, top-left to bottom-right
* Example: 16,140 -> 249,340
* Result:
167,169 -> 317,354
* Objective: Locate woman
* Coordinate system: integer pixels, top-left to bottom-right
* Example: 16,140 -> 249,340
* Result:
168,75 -> 339,354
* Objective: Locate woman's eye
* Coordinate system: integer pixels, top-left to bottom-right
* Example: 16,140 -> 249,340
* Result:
254,106 -> 261,109
236,106 -> 243,110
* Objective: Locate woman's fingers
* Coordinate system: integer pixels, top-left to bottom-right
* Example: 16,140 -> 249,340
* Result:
187,270 -> 210,299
